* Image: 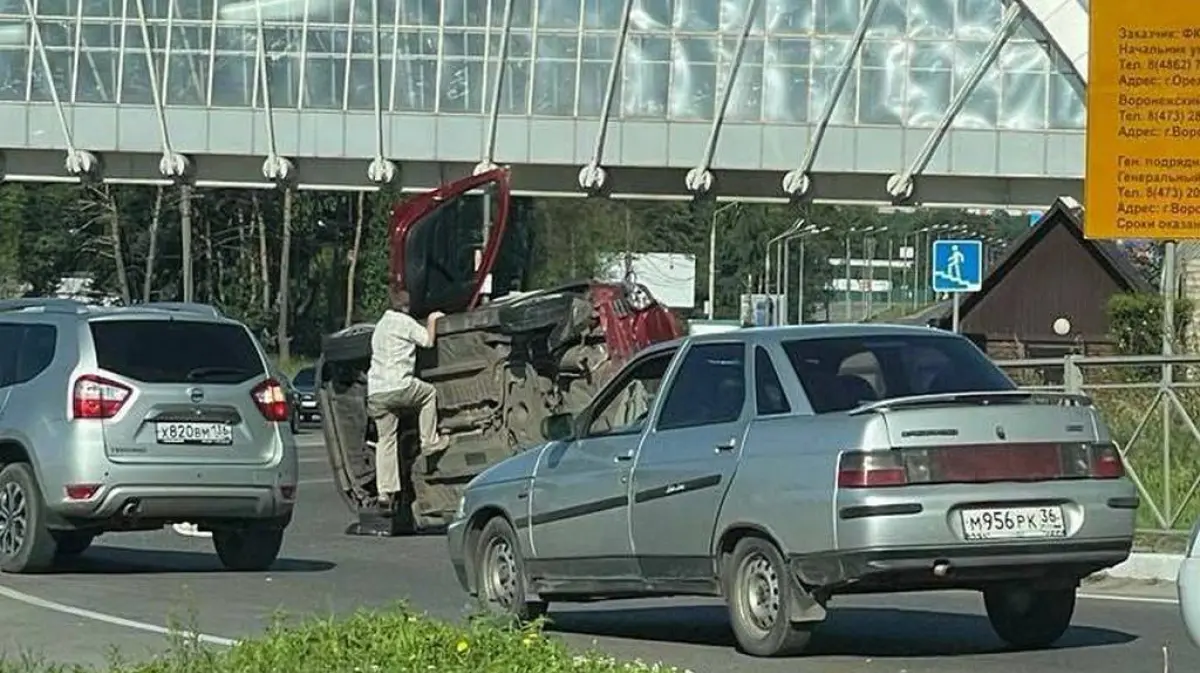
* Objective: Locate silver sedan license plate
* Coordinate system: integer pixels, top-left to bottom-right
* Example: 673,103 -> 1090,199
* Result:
155,421 -> 234,445
960,505 -> 1066,540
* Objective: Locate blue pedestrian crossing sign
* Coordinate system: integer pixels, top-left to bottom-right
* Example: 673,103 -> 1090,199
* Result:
931,239 -> 983,293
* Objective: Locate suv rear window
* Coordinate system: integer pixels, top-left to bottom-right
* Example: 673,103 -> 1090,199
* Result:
90,320 -> 265,384
782,334 -> 1015,414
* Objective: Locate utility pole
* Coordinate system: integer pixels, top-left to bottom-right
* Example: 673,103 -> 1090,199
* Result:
623,208 -> 633,282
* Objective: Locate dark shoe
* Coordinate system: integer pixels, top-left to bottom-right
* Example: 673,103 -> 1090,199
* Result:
375,494 -> 397,516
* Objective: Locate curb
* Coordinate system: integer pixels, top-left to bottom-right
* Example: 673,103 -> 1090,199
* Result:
1099,552 -> 1184,582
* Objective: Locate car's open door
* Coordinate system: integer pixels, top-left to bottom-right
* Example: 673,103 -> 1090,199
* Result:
388,167 -> 513,319
318,168 -> 513,517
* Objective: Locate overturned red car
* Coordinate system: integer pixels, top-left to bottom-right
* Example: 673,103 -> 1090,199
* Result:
316,168 -> 684,533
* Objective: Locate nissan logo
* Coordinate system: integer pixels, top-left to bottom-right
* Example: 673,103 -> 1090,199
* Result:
189,387 -> 204,403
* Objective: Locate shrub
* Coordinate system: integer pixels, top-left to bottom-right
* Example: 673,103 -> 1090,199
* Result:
1107,291 -> 1192,356
0,606 -> 691,673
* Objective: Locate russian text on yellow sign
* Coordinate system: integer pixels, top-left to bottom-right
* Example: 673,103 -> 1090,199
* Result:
1086,2 -> 1200,240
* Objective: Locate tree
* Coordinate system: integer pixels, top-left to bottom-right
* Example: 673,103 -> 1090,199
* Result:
345,190 -> 366,328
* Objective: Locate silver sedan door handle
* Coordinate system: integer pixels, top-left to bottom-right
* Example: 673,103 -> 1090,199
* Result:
614,452 -> 634,463
715,438 -> 737,453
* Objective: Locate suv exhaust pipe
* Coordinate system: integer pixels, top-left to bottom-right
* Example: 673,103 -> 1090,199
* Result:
119,499 -> 141,518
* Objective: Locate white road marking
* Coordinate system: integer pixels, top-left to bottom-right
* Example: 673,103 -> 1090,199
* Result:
0,583 -> 239,647
1079,591 -> 1180,606
171,523 -> 212,539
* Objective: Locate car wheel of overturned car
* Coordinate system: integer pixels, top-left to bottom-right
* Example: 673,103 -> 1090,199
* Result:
983,584 -> 1076,649
724,536 -> 815,657
0,462 -> 57,574
52,531 -> 95,558
212,523 -> 285,571
474,516 -> 547,622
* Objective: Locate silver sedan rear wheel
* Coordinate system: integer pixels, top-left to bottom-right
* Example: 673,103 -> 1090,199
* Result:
984,584 -> 1076,649
723,535 -> 815,657
736,551 -> 782,637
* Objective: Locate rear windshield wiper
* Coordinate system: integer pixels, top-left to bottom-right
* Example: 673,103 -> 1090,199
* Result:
186,366 -> 256,381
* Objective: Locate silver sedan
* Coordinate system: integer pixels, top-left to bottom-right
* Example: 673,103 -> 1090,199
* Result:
447,325 -> 1137,657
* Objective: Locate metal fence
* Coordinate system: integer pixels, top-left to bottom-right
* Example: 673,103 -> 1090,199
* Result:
995,353 -> 1200,535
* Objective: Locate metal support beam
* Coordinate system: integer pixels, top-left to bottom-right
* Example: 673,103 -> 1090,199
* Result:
886,3 -> 1022,203
781,0 -> 883,200
577,0 -> 636,195
24,0 -> 96,177
475,0 -> 515,176
255,0 -> 294,183
366,0 -> 397,184
685,0 -> 762,195
1010,0 -> 1088,91
134,0 -> 189,179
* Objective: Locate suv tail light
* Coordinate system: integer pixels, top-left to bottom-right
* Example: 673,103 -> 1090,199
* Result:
72,374 -> 132,419
837,442 -> 1127,489
251,378 -> 290,422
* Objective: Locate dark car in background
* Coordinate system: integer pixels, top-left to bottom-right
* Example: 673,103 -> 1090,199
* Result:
291,366 -> 319,425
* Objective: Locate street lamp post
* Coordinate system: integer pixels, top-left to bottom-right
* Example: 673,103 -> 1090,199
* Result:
708,201 -> 740,320
785,225 -> 830,325
766,218 -> 806,325
861,225 -> 887,321
779,224 -> 825,325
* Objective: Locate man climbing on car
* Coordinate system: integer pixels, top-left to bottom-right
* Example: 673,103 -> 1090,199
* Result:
366,284 -> 450,512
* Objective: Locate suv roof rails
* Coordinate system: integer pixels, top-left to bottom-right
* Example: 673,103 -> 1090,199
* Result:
136,302 -> 224,319
0,297 -> 97,314
0,298 -> 225,319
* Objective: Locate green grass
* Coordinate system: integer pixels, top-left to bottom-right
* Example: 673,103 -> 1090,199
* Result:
0,605 -> 690,673
1004,362 -> 1200,537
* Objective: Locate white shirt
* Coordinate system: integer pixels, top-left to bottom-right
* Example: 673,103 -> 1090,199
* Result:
367,309 -> 433,396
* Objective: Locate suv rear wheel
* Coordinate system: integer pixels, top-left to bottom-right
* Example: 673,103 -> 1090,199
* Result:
212,523 -> 285,571
53,531 -> 95,558
0,463 -> 57,573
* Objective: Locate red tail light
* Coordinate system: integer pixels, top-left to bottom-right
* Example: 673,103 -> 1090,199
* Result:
72,374 -> 132,419
838,442 -> 1127,489
837,451 -> 908,488
1089,443 -> 1125,479
251,378 -> 290,422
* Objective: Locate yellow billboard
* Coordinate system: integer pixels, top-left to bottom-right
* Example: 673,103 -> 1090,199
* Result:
1086,2 -> 1200,239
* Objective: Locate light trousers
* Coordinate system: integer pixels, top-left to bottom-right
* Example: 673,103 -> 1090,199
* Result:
366,378 -> 439,496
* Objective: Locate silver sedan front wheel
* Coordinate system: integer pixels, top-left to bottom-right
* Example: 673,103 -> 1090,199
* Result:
473,516 -> 546,621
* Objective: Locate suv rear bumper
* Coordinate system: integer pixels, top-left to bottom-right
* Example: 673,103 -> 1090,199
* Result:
790,538 -> 1133,593
52,483 -> 293,522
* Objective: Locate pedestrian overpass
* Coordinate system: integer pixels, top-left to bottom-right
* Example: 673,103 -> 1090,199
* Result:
0,0 -> 1090,207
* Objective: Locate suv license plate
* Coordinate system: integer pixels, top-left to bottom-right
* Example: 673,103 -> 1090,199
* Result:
155,421 -> 234,446
960,505 -> 1066,541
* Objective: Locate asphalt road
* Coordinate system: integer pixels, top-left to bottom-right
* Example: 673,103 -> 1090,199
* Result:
1,431 -> 1197,673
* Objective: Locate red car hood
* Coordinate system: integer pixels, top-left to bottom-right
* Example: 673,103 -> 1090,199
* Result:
388,168 -> 513,318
